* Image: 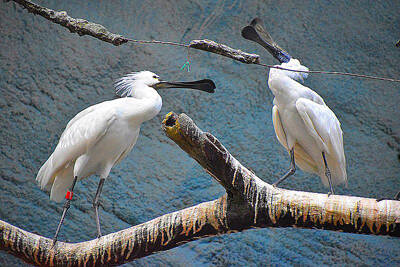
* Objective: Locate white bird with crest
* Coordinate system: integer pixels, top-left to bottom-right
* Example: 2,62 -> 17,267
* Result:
36,71 -> 215,244
242,18 -> 347,194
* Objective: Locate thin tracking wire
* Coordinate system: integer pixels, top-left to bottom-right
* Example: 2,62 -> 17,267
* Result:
126,38 -> 400,83
258,63 -> 400,83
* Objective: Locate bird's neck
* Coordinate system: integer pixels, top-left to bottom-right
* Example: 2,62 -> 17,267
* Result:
120,85 -> 162,124
268,75 -> 299,95
130,83 -> 161,100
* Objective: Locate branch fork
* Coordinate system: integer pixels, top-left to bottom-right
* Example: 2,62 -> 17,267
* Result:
1,112 -> 399,266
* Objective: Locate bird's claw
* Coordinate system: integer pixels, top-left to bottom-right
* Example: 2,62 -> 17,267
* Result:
51,238 -> 57,248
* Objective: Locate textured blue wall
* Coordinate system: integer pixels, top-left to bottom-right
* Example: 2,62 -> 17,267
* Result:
1,0 -> 399,265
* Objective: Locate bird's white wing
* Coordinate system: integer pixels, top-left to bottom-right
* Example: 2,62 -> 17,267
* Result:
36,102 -> 117,189
272,105 -> 288,149
295,98 -> 347,185
303,87 -> 326,106
61,101 -> 107,137
272,105 -> 318,174
296,98 -> 343,153
295,99 -> 330,152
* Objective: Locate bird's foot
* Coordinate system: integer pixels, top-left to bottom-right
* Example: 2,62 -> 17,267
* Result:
272,182 -> 278,188
51,235 -> 61,248
97,233 -> 102,239
327,191 -> 334,197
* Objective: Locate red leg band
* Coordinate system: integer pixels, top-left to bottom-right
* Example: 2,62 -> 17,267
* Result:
65,191 -> 73,200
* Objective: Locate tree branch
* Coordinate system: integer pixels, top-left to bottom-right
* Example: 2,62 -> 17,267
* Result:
162,113 -> 400,235
4,0 -> 400,265
1,198 -> 232,266
188,39 -> 259,64
10,0 -> 260,64
11,0 -> 129,46
1,112 -> 399,266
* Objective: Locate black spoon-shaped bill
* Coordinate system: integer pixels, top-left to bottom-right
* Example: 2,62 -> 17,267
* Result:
154,79 -> 216,93
241,18 -> 291,63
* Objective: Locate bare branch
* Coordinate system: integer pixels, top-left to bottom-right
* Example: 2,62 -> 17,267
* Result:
189,39 -> 260,64
11,0 -> 129,46
10,0 -> 260,64
10,0 -> 400,82
2,112 -> 399,266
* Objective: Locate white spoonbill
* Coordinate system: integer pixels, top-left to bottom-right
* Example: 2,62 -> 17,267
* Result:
242,18 -> 347,194
36,71 -> 215,244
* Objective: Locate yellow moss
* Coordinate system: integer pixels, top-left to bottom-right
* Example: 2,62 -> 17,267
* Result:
163,112 -> 182,141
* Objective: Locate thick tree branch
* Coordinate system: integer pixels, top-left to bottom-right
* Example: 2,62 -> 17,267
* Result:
10,0 -> 260,64
162,113 -> 400,236
1,112 -> 399,266
1,198 -> 232,266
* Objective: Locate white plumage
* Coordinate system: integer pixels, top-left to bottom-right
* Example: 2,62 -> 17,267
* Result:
36,71 -> 215,243
269,59 -> 347,188
36,71 -> 162,202
242,18 -> 347,192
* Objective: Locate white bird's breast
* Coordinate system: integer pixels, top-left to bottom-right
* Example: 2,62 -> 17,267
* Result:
76,117 -> 141,179
276,101 -> 316,152
73,97 -> 161,179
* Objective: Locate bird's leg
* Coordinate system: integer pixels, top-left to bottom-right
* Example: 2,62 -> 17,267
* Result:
322,152 -> 335,196
93,178 -> 105,238
52,175 -> 78,246
273,148 -> 296,187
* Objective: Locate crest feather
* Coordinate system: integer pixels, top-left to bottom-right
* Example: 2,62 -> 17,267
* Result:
114,73 -> 139,97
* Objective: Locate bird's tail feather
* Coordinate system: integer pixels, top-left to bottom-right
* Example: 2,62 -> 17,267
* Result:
293,143 -> 319,174
50,165 -> 74,203
36,155 -> 56,191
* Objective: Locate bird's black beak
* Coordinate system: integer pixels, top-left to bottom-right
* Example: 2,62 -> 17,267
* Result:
241,18 -> 291,63
153,79 -> 215,93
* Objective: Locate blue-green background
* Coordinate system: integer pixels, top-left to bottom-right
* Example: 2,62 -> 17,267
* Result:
1,0 -> 399,265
